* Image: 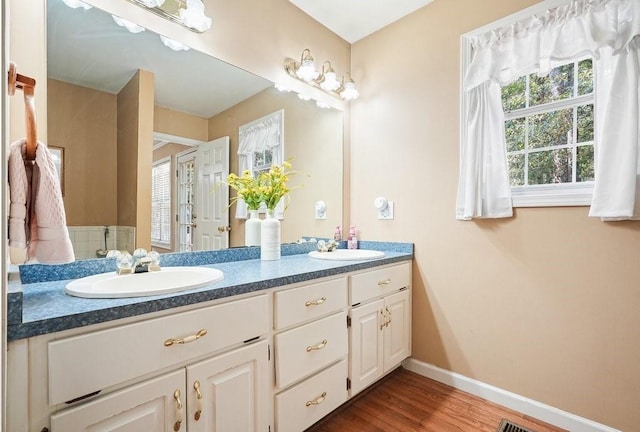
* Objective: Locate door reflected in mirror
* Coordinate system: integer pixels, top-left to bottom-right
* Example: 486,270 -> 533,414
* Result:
46,0 -> 343,259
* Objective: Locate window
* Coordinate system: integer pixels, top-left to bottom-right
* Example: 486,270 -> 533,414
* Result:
253,148 -> 274,176
151,157 -> 171,247
501,58 -> 595,206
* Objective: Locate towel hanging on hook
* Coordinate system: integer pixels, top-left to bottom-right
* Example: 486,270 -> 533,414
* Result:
7,61 -> 38,161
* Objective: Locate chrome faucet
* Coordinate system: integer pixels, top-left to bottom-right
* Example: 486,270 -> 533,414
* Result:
114,250 -> 161,275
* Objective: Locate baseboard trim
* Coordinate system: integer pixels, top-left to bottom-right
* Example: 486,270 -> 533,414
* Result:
402,358 -> 619,432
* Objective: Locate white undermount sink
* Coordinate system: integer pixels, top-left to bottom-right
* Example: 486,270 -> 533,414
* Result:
308,249 -> 385,261
65,266 -> 224,299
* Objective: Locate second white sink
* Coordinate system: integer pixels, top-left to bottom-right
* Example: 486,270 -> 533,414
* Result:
308,249 -> 385,261
65,266 -> 224,299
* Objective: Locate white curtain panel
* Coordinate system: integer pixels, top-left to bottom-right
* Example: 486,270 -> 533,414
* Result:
456,0 -> 639,220
236,110 -> 285,219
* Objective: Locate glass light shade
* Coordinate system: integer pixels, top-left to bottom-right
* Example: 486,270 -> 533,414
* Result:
160,35 -> 190,51
320,71 -> 340,92
62,0 -> 92,9
112,15 -> 146,33
296,60 -> 319,82
297,93 -> 312,101
179,0 -> 212,32
340,80 -> 359,100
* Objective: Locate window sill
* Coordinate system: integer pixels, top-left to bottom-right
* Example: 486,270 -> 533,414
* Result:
511,183 -> 593,207
151,241 -> 171,250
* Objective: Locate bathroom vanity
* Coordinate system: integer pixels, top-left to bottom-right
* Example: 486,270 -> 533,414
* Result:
6,245 -> 412,432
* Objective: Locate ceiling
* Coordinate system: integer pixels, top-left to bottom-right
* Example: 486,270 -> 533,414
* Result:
289,0 -> 435,43
47,0 -> 272,118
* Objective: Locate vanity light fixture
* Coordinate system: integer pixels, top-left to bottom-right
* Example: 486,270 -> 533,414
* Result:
138,0 -> 165,7
112,15 -> 146,33
295,49 -> 320,82
62,0 -> 92,9
126,0 -> 212,33
340,74 -> 360,101
284,49 -> 359,101
179,0 -> 212,32
319,61 -> 340,92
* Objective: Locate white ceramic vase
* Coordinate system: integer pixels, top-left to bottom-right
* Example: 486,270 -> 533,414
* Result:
260,209 -> 281,260
245,210 -> 261,246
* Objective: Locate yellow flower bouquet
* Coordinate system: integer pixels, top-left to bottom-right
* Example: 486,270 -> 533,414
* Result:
227,170 -> 263,211
257,160 -> 299,211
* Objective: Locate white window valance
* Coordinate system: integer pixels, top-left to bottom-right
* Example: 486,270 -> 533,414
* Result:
235,110 -> 285,219
456,0 -> 640,220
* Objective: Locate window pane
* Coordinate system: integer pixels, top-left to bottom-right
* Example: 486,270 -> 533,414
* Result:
254,151 -> 264,166
528,108 -> 573,149
501,76 -> 526,111
577,104 -> 594,143
529,63 -> 574,106
505,118 -> 525,152
577,145 -> 595,182
578,59 -> 593,95
265,149 -> 273,165
507,154 -> 525,186
528,148 -> 572,184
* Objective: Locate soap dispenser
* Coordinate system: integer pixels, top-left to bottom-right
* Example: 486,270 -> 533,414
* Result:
347,225 -> 358,249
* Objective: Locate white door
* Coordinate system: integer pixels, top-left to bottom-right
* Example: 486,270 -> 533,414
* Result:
348,299 -> 384,396
186,341 -> 269,432
50,369 -> 185,432
195,137 -> 229,250
383,289 -> 411,372
177,150 -> 197,252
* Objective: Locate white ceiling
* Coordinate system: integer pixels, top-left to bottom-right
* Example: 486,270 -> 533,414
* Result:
289,0 -> 435,43
47,0 -> 272,118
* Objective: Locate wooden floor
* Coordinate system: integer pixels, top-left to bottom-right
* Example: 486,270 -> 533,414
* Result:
306,368 -> 567,432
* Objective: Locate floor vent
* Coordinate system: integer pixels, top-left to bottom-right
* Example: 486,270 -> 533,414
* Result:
497,419 -> 535,432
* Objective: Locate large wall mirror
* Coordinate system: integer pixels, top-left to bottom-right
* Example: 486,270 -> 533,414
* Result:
46,0 -> 343,259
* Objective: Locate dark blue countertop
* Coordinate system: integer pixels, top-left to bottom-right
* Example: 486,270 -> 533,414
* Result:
7,241 -> 413,341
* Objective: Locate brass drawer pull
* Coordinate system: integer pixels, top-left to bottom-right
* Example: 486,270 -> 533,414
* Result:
306,339 -> 328,352
305,296 -> 327,307
377,278 -> 391,286
380,309 -> 386,330
385,306 -> 392,328
173,389 -> 184,431
193,380 -> 203,421
305,391 -> 327,407
164,329 -> 208,347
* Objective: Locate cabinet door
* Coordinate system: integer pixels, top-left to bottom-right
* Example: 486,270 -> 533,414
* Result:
50,369 -> 186,432
348,299 -> 384,396
383,289 -> 411,372
186,341 -> 269,432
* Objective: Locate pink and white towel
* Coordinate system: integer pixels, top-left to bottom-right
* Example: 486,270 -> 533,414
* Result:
9,138 -> 75,264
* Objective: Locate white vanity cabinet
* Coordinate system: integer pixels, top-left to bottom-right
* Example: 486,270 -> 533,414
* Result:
46,294 -> 270,432
273,277 -> 349,432
8,258 -> 413,432
348,262 -> 412,396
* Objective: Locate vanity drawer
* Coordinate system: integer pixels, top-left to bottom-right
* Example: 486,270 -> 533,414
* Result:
350,262 -> 411,305
48,294 -> 269,406
275,359 -> 347,432
274,312 -> 347,389
274,277 -> 347,329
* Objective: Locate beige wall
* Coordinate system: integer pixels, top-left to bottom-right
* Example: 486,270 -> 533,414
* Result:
208,87 -> 343,246
154,106 -> 208,141
47,79 -> 118,226
351,0 -> 640,430
116,70 -> 154,250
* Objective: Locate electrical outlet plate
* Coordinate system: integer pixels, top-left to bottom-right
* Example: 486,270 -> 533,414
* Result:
377,201 -> 394,220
